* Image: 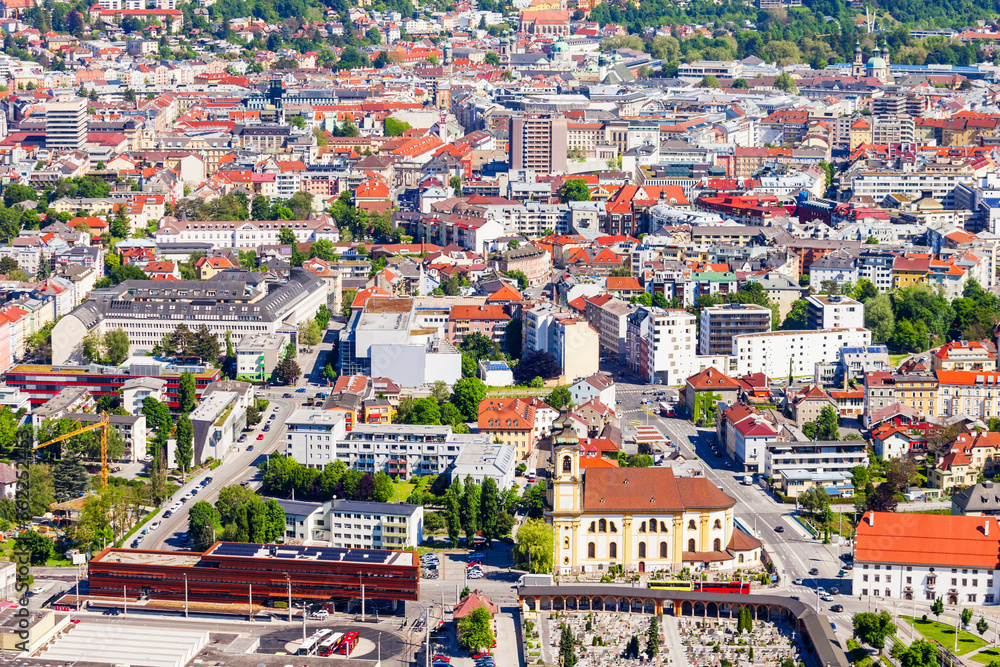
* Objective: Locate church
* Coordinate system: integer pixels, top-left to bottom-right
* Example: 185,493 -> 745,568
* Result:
546,414 -> 762,575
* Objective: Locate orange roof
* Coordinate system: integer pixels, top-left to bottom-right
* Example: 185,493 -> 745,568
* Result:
855,511 -> 1000,568
686,367 -> 740,391
450,304 -> 507,321
485,283 -> 522,302
478,397 -> 535,432
606,276 -> 641,291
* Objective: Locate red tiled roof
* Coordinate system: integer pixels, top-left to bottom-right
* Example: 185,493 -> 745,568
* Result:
582,467 -> 734,512
855,512 -> 1000,568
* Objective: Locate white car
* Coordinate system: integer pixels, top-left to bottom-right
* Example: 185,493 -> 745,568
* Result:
149,522 -> 160,531
30,587 -> 44,595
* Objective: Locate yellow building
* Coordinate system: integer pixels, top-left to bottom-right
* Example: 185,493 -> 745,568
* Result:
892,254 -> 930,290
849,118 -> 872,150
547,414 -> 760,575
362,398 -> 393,425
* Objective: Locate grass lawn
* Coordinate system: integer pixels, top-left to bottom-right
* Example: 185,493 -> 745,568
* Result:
901,616 -> 988,655
971,647 -> 1000,664
392,480 -> 416,503
889,354 -> 908,368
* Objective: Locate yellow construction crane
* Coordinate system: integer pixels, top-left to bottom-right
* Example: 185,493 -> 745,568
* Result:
34,412 -> 111,489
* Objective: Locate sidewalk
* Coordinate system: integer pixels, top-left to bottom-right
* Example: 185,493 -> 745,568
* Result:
662,617 -> 691,667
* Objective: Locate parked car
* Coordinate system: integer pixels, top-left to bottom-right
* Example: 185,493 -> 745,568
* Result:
830,587 -> 840,595
247,445 -> 254,451
283,393 -> 293,398
30,587 -> 44,595
163,510 -> 173,518
238,434 -> 247,443
793,578 -> 803,585
257,434 -> 264,440
204,477 -> 213,484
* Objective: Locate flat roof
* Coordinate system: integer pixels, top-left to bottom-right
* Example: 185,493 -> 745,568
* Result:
94,550 -> 202,567
203,542 -> 416,566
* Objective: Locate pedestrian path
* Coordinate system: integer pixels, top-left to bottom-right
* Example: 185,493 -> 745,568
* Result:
662,617 -> 691,667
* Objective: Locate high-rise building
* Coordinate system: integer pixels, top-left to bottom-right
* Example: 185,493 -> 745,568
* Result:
699,303 -> 772,357
45,97 -> 88,152
511,115 -> 567,173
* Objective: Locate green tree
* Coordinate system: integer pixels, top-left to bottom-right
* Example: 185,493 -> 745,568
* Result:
545,386 -> 573,410
15,530 -> 54,565
461,476 -> 481,544
931,596 -> 944,619
178,371 -> 196,412
341,289 -> 357,318
104,328 -> 129,365
803,405 -> 839,440
513,518 -> 553,573
781,300 -> 810,330
978,617 -> 989,636
445,478 -> 463,546
188,499 -> 220,551
774,72 -> 798,93
451,377 -> 487,421
560,624 -> 578,667
26,463 -> 55,517
853,278 -> 879,303
372,471 -> 394,503
450,176 -> 463,197
384,117 -> 412,136
479,477 -> 500,542
52,456 -> 88,502
962,608 -> 974,628
559,179 -> 592,202
645,616 -> 659,659
251,195 -> 271,220
853,610 -> 896,654
175,413 -> 193,472
142,397 -> 171,431
289,116 -> 306,129
485,51 -> 500,65
459,606 -> 495,652
891,639 -> 937,667
865,294 -> 895,344
699,74 -> 721,88
732,77 -> 749,88
298,319 -> 322,346
274,351 -> 301,385
277,227 -> 297,245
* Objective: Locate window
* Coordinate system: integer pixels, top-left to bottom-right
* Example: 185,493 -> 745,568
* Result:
863,574 -> 869,582
713,538 -> 721,551
649,520 -> 657,533
588,521 -> 596,533
610,522 -> 617,533
953,578 -> 958,586
688,519 -> 696,530
562,456 -> 571,473
639,543 -> 646,558
599,519 -> 606,532
713,519 -> 721,529
588,542 -> 595,558
609,542 -> 617,559
688,538 -> 696,552
639,522 -> 646,533
660,542 -> 667,558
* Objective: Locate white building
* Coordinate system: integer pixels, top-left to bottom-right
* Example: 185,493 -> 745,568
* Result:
65,412 -> 147,463
733,328 -> 872,378
277,498 -> 423,549
235,332 -> 289,382
451,441 -> 516,489
153,217 -> 341,250
764,439 -> 869,480
284,409 -> 349,469
805,295 -> 864,330
521,302 -> 599,382
854,511 -> 1000,605
121,376 -> 167,416
625,307 -> 698,385
479,359 -> 514,386
189,384 -> 249,465
570,373 -> 616,408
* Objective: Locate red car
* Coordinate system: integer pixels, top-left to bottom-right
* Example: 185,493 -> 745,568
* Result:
70,619 -> 81,625
257,434 -> 264,440
434,656 -> 450,662
473,653 -> 491,659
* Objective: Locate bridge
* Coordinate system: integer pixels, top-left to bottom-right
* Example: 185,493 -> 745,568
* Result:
517,584 -> 849,667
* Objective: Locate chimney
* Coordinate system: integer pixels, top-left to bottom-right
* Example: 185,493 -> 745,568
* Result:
987,519 -> 990,537
869,511 -> 875,527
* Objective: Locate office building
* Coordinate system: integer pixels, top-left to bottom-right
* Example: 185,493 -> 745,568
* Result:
511,116 -> 568,174
235,333 -> 290,381
699,303 -> 772,357
51,269 -> 326,365
88,542 -> 419,607
45,97 -> 88,152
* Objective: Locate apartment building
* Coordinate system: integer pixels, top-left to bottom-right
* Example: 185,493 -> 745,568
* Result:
522,302 -> 600,381
153,217 -> 341,249
584,295 -> 634,364
510,116 -> 568,174
699,303 -> 772,357
477,397 -> 536,461
805,295 -> 864,330
894,367 -> 939,418
279,498 -> 423,549
446,304 -> 509,347
235,333 -> 290,382
626,307 -> 698,385
856,250 -> 898,293
45,97 -> 88,152
764,438 -> 870,480
849,171 -> 978,208
733,328 -> 872,378
937,370 -> 1000,420
52,270 -> 327,365
284,409 -> 350,469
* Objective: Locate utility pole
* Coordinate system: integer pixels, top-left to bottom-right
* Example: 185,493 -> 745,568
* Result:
249,584 -> 253,621
303,604 -> 308,643
75,565 -> 79,610
286,575 -> 292,623
425,611 -> 430,667
184,574 -> 188,618
362,581 -> 366,622
123,585 -> 127,615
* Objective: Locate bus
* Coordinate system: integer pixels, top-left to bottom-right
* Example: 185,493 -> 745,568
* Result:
697,582 -> 751,594
659,402 -> 674,417
338,631 -> 360,656
318,633 -> 344,657
647,581 -> 694,591
297,629 -> 333,656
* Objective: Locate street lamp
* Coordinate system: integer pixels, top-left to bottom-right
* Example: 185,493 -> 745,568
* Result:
286,574 -> 292,623
183,573 -> 188,618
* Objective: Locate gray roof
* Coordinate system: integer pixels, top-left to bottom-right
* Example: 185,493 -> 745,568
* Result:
953,482 -> 1000,512
330,499 -> 420,516
276,498 -> 324,517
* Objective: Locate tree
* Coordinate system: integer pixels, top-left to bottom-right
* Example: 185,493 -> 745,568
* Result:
961,607 -> 974,628
978,617 -> 989,637
82,331 -> 103,364
505,319 -> 522,359
559,624 -> 578,667
886,456 -> 918,493
341,289 -> 357,318
891,639 -> 937,667
289,116 -> 306,130
798,487 -> 831,520
188,500 -> 220,551
52,456 -> 88,501
699,74 -> 721,88
803,406 -> 839,440
461,476 -> 481,544
459,606 -> 494,652
865,294 -> 896,344
178,371 -> 196,413
479,477 -> 500,542
853,610 -> 896,654
853,278 -> 879,303
384,117 -> 412,137
732,77 -> 749,88
546,386 -> 572,411
104,328 -> 129,365
298,319 -> 322,346
513,351 -> 560,385
277,227 -> 297,246
502,270 -> 528,291
866,484 -> 898,513
251,195 -> 270,221
781,300 -> 810,330
485,51 -> 500,65
931,597 -> 944,619
774,72 -> 798,93
15,530 -> 54,565
445,478 -> 462,546
274,351 -> 301,385
26,463 -> 55,517
645,616 -> 659,659
513,518 -> 553,573
559,179 -> 591,202
449,176 -> 463,197
175,413 -> 193,471
142,397 -> 171,431
451,377 -> 487,421
3,183 -> 36,208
